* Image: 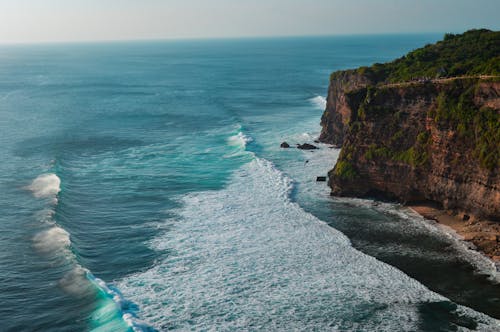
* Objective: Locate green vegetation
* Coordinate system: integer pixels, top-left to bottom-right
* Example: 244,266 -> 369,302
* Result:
334,29 -> 499,172
356,78 -> 497,171
433,80 -> 478,127
431,79 -> 499,170
365,144 -> 391,160
474,106 -> 499,170
349,29 -> 500,83
390,130 -> 404,144
364,134 -> 430,168
334,161 -> 358,180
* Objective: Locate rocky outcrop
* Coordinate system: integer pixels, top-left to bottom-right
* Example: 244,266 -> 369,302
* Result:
319,70 -> 376,145
321,76 -> 500,219
297,143 -> 318,150
280,142 -> 290,148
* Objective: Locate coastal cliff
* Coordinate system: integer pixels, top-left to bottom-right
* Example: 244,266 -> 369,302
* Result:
319,29 -> 500,220
319,70 -> 374,145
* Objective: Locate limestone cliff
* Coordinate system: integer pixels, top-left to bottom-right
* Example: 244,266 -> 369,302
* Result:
319,70 -> 375,145
321,77 -> 500,219
320,29 -> 500,219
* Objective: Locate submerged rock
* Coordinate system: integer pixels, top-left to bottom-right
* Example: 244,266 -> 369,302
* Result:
280,142 -> 290,148
297,143 -> 318,150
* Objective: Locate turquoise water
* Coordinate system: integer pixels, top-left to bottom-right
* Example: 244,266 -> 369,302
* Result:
0,35 -> 499,331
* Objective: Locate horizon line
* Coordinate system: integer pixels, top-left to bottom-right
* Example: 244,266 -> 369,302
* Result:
0,31 -> 461,47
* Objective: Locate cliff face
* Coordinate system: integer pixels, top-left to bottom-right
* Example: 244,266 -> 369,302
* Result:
319,70 -> 375,145
321,76 -> 500,219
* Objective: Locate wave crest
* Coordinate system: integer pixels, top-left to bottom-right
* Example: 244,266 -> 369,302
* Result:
227,131 -> 252,149
310,95 -> 327,109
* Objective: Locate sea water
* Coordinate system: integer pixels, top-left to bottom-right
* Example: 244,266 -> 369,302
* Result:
0,35 -> 499,331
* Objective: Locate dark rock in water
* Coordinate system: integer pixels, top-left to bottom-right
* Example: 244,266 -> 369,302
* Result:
280,142 -> 290,148
314,140 -> 320,143
316,176 -> 327,182
297,143 -> 318,150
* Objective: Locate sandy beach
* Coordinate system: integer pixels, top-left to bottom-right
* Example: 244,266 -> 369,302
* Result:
410,204 -> 500,263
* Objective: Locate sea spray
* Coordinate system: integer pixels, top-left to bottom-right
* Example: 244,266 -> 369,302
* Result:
32,226 -> 71,256
310,95 -> 327,109
58,266 -> 96,297
27,173 -> 61,200
28,173 -> 72,260
225,127 -> 254,158
27,173 -> 148,331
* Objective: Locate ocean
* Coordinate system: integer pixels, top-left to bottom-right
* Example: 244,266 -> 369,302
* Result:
0,35 -> 499,331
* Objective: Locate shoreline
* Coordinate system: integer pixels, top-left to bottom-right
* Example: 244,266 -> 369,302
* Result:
409,204 -> 500,265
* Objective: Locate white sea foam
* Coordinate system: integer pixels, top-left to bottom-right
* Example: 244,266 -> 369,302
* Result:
227,131 -> 252,149
87,273 -> 152,332
117,157 -> 499,331
288,137 -> 500,284
32,226 -> 71,256
310,95 -> 327,109
27,173 -> 61,200
225,131 -> 254,158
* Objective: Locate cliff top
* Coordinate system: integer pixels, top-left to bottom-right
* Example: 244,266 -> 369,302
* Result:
331,29 -> 500,84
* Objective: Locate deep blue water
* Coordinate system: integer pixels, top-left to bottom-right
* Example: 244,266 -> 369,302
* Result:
1,35 -> 499,331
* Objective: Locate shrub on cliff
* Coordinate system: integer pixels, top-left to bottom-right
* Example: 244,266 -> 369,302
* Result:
431,79 -> 500,170
349,29 -> 500,84
334,161 -> 358,180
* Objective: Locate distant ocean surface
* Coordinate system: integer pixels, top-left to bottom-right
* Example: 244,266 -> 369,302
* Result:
1,35 -> 499,331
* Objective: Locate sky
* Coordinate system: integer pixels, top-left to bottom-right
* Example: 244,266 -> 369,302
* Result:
0,0 -> 499,43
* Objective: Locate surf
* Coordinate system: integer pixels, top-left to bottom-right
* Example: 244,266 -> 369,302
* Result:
27,172 -> 151,332
117,145 -> 499,330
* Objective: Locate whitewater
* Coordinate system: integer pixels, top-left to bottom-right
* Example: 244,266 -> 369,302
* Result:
116,128 -> 499,331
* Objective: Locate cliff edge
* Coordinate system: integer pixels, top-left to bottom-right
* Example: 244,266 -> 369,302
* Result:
320,29 -> 500,219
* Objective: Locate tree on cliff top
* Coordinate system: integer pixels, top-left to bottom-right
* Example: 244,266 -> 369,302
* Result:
354,29 -> 500,83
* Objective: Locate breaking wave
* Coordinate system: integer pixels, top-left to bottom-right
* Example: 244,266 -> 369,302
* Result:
117,155 -> 499,331
226,127 -> 254,158
27,172 -> 152,332
310,95 -> 327,110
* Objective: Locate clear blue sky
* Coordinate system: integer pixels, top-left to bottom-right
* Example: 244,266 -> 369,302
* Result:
1,0 -> 499,43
